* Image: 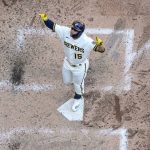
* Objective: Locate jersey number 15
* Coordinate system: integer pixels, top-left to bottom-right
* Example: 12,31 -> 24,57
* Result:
75,53 -> 82,59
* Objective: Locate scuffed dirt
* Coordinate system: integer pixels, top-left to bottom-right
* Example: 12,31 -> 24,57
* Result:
84,92 -> 122,128
10,58 -> 25,85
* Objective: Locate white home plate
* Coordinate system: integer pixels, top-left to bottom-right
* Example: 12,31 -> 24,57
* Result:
57,98 -> 84,121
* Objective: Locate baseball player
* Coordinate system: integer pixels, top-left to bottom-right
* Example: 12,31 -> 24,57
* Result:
39,14 -> 105,111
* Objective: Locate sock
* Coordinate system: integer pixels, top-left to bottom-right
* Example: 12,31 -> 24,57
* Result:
74,93 -> 81,99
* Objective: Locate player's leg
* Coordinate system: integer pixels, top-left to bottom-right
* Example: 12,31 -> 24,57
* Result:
72,61 -> 89,111
73,71 -> 86,95
73,60 -> 89,95
62,64 -> 73,85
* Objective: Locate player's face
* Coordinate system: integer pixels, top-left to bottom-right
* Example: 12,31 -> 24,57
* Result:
70,27 -> 79,36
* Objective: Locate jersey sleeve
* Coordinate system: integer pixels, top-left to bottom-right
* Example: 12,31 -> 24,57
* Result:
54,24 -> 67,40
88,38 -> 96,51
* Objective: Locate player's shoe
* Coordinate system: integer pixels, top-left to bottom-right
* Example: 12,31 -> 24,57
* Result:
72,98 -> 82,112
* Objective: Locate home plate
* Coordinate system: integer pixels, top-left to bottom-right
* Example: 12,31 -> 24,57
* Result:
57,98 -> 84,121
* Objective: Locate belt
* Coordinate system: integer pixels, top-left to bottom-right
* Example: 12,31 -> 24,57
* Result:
66,58 -> 82,67
71,64 -> 82,67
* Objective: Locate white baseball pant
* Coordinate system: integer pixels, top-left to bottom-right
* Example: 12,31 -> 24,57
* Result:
62,58 -> 89,95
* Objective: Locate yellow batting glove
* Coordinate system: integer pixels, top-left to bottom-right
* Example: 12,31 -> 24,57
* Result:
96,36 -> 103,46
39,13 -> 48,21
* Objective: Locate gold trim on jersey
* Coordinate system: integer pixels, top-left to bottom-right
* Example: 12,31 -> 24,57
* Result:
80,63 -> 86,95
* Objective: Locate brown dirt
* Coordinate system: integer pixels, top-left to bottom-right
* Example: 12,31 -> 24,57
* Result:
0,0 -> 150,149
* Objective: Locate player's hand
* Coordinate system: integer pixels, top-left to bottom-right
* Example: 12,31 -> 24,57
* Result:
96,36 -> 103,46
39,13 -> 48,21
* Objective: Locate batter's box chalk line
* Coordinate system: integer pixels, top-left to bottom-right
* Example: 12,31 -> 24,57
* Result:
0,127 -> 128,150
16,27 -> 136,92
0,80 -> 55,92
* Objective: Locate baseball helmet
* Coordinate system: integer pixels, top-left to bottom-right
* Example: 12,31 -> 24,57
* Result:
71,20 -> 85,38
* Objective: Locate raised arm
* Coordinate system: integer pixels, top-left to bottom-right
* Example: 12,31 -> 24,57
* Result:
39,14 -> 55,31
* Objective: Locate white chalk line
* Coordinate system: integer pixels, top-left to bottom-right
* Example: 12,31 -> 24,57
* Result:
17,28 -> 55,49
0,80 -> 55,92
0,127 -> 128,150
16,27 -> 136,92
123,29 -> 135,91
124,33 -> 150,90
0,80 -> 115,92
89,28 -> 134,92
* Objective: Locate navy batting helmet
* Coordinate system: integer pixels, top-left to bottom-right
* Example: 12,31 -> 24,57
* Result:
71,20 -> 85,38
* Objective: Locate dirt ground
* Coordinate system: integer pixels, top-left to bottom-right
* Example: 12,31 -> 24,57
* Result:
0,0 -> 150,150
